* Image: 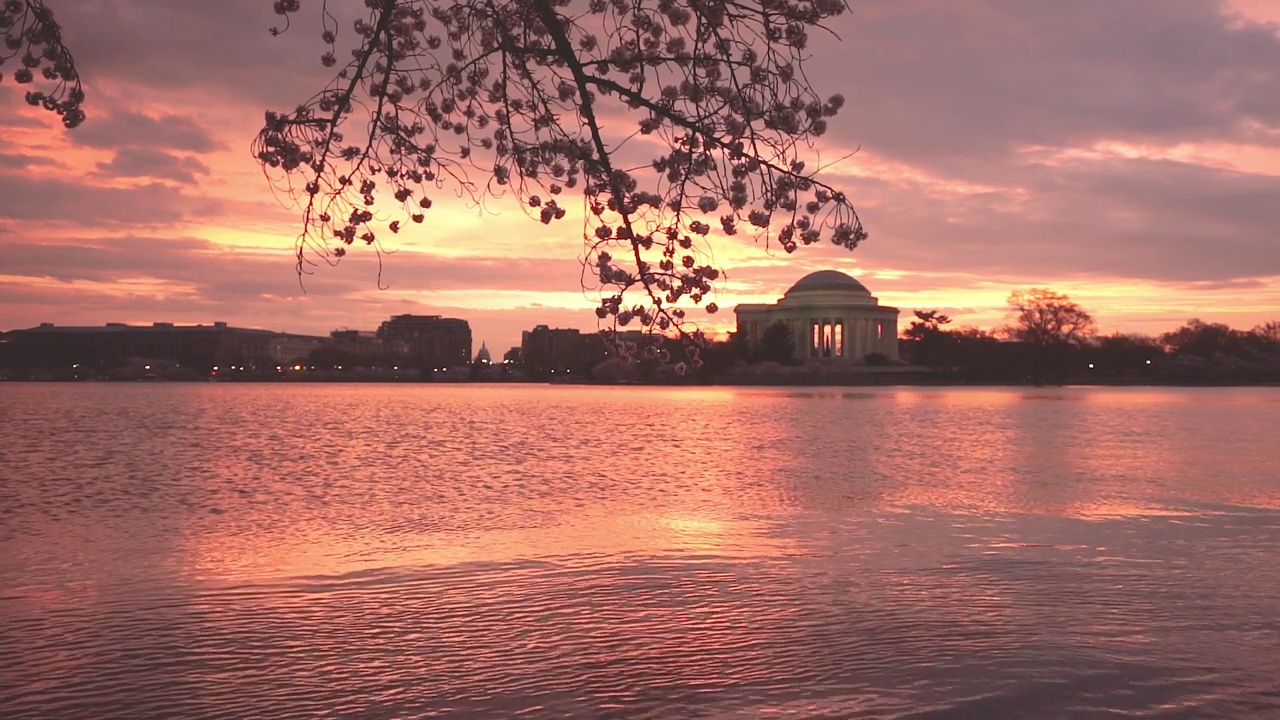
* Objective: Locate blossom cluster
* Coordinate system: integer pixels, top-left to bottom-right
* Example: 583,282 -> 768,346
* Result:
0,0 -> 83,128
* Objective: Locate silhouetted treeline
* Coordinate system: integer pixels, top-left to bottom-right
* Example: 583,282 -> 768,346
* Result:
894,317 -> 1280,385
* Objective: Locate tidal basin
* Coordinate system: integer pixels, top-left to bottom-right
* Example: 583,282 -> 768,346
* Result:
2,384 -> 1278,718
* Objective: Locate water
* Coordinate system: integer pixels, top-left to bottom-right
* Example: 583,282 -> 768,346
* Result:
1,384 -> 1278,719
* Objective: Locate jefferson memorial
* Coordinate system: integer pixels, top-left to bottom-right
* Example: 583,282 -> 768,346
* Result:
734,270 -> 900,362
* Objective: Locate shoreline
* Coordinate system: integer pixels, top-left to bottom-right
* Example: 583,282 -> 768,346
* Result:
4,377 -> 1278,388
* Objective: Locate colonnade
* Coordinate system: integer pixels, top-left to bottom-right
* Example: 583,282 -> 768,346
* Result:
784,316 -> 891,360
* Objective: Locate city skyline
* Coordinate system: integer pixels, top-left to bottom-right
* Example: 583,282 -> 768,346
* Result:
3,1 -> 1280,353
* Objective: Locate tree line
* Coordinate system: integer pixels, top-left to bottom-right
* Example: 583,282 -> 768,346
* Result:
900,289 -> 1279,385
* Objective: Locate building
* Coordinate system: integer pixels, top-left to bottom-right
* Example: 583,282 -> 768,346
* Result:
521,325 -> 583,372
328,329 -> 408,362
376,314 -> 471,368
1,321 -> 328,369
734,270 -> 900,362
474,342 -> 491,365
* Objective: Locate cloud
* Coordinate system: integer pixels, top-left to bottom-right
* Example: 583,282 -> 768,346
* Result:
0,103 -> 46,128
0,153 -> 63,170
93,148 -> 211,184
840,155 -> 1280,283
811,0 -> 1280,170
0,174 -> 222,224
71,110 -> 226,153
0,235 -> 588,299
53,0 -> 347,106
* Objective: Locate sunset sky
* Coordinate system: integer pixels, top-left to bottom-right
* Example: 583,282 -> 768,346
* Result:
2,0 -> 1279,352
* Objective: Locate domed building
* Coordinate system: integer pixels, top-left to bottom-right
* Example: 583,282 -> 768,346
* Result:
734,270 -> 899,362
474,342 -> 491,365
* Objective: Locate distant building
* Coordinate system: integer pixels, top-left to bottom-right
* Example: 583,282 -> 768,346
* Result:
328,329 -> 408,362
521,325 -> 603,374
2,321 -> 327,369
376,314 -> 471,368
474,342 -> 491,365
734,270 -> 900,362
503,346 -> 522,364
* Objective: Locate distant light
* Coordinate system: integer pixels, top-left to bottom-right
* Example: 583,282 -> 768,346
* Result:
144,365 -> 151,370
336,365 -> 343,370
1088,363 -> 1095,369
393,366 -> 399,370
72,364 -> 80,369
276,365 -> 282,370
1145,359 -> 1152,365
294,365 -> 302,371
213,366 -> 219,371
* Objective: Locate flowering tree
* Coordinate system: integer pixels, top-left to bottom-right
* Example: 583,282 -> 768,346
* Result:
0,0 -> 84,128
5,0 -> 867,370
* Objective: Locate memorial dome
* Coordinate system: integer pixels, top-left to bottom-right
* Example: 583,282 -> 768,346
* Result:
784,270 -> 871,296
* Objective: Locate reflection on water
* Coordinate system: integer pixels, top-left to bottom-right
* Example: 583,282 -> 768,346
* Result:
2,385 -> 1279,718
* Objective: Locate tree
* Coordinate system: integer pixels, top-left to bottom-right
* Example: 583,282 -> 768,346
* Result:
901,309 -> 951,366
1161,319 -> 1240,359
1088,333 -> 1163,379
756,320 -> 795,365
8,1 -> 867,367
1250,321 -> 1280,345
902,309 -> 951,338
1006,288 -> 1095,383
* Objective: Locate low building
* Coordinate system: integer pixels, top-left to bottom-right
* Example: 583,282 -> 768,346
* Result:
1,321 -> 328,370
734,270 -> 900,362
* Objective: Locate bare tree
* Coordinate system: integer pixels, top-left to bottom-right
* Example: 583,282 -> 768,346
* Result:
5,0 -> 866,372
1252,320 -> 1280,344
1006,288 -> 1095,383
1007,289 -> 1095,347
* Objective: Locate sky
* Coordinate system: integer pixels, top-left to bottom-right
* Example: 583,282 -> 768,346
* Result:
2,0 -> 1279,352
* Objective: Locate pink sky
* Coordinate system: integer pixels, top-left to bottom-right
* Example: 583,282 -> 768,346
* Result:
3,0 -> 1279,352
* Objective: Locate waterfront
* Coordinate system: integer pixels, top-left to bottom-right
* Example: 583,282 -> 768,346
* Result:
2,384 -> 1278,718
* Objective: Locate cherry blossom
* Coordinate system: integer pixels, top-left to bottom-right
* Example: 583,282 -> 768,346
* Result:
0,0 -> 83,128
254,0 -> 867,359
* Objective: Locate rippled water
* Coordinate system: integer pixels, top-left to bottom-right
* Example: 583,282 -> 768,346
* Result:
2,384 -> 1279,719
